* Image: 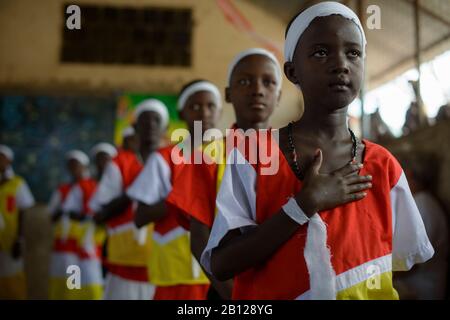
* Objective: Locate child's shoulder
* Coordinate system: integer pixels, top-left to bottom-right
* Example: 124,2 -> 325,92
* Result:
9,175 -> 25,187
363,139 -> 403,188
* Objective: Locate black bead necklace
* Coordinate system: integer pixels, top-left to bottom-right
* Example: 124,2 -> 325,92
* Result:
287,122 -> 358,180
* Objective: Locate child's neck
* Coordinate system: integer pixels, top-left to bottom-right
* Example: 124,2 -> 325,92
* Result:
186,129 -> 205,149
297,105 -> 349,141
236,119 -> 269,131
139,144 -> 158,163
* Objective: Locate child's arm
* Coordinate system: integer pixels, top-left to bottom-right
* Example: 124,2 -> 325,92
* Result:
94,193 -> 131,224
134,200 -> 167,227
12,181 -> 35,259
191,217 -> 233,299
208,150 -> 372,281
127,152 -> 172,227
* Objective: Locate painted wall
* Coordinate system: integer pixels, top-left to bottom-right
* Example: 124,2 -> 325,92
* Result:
0,0 -> 303,131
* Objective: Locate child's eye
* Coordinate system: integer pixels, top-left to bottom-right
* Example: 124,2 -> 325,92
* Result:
208,103 -> 217,110
191,104 -> 201,111
313,49 -> 328,58
347,50 -> 362,58
238,79 -> 251,86
263,79 -> 277,87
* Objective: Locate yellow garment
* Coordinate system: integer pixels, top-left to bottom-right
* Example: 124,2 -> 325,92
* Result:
49,278 -> 102,300
0,177 -> 27,300
0,176 -> 23,252
107,223 -> 153,267
0,272 -> 26,299
337,272 -> 399,300
149,232 -> 209,286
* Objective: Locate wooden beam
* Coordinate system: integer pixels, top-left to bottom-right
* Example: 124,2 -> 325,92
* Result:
370,32 -> 450,84
402,0 -> 450,28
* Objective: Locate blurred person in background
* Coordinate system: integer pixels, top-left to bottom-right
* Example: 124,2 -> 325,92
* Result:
394,151 -> 449,299
0,145 -> 35,299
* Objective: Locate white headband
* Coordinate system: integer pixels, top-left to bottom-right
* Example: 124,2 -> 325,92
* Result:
66,150 -> 90,166
177,81 -> 222,111
0,145 -> 14,161
122,126 -> 135,138
284,1 -> 367,62
227,48 -> 282,90
90,143 -> 117,158
134,99 -> 169,129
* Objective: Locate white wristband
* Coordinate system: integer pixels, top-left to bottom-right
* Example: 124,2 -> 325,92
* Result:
282,197 -> 310,225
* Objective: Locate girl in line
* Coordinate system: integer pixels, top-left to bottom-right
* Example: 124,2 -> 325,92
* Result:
166,48 -> 283,299
127,80 -> 222,299
202,2 -> 433,300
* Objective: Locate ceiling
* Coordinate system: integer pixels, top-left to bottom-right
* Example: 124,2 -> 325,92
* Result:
245,0 -> 450,89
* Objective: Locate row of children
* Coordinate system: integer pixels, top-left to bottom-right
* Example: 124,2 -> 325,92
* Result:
1,2 -> 435,300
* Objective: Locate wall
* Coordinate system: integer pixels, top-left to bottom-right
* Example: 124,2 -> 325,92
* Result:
0,0 -> 303,131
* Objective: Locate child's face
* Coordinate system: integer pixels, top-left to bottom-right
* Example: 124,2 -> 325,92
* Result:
135,111 -> 164,147
285,15 -> 364,111
123,135 -> 138,152
226,55 -> 281,125
0,153 -> 11,173
180,91 -> 221,134
67,159 -> 84,180
95,152 -> 111,176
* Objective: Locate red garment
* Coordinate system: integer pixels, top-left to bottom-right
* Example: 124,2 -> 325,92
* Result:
107,149 -> 143,228
154,284 -> 209,300
103,149 -> 148,281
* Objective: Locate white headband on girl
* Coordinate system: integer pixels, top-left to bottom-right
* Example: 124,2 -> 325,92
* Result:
177,81 -> 222,111
284,1 -> 367,62
227,48 -> 283,90
90,143 -> 117,158
122,126 -> 135,138
134,99 -> 169,129
0,145 -> 14,161
66,150 -> 90,166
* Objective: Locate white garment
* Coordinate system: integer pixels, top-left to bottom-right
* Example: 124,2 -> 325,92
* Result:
103,273 -> 155,300
391,172 -> 435,271
202,145 -> 434,299
126,152 -> 172,206
16,181 -> 35,210
62,185 -> 83,214
89,162 -> 123,213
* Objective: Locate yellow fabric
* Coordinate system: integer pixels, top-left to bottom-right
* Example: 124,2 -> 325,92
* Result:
49,278 -> 103,300
53,219 -> 105,247
0,272 -> 26,300
337,271 -> 399,300
108,224 -> 153,266
78,221 -> 106,247
0,176 -> 23,252
148,232 -> 209,286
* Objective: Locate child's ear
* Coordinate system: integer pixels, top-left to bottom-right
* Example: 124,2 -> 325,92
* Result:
277,90 -> 282,106
284,62 -> 298,85
225,87 -> 231,103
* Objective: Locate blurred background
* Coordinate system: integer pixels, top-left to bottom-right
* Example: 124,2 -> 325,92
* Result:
0,0 -> 449,299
